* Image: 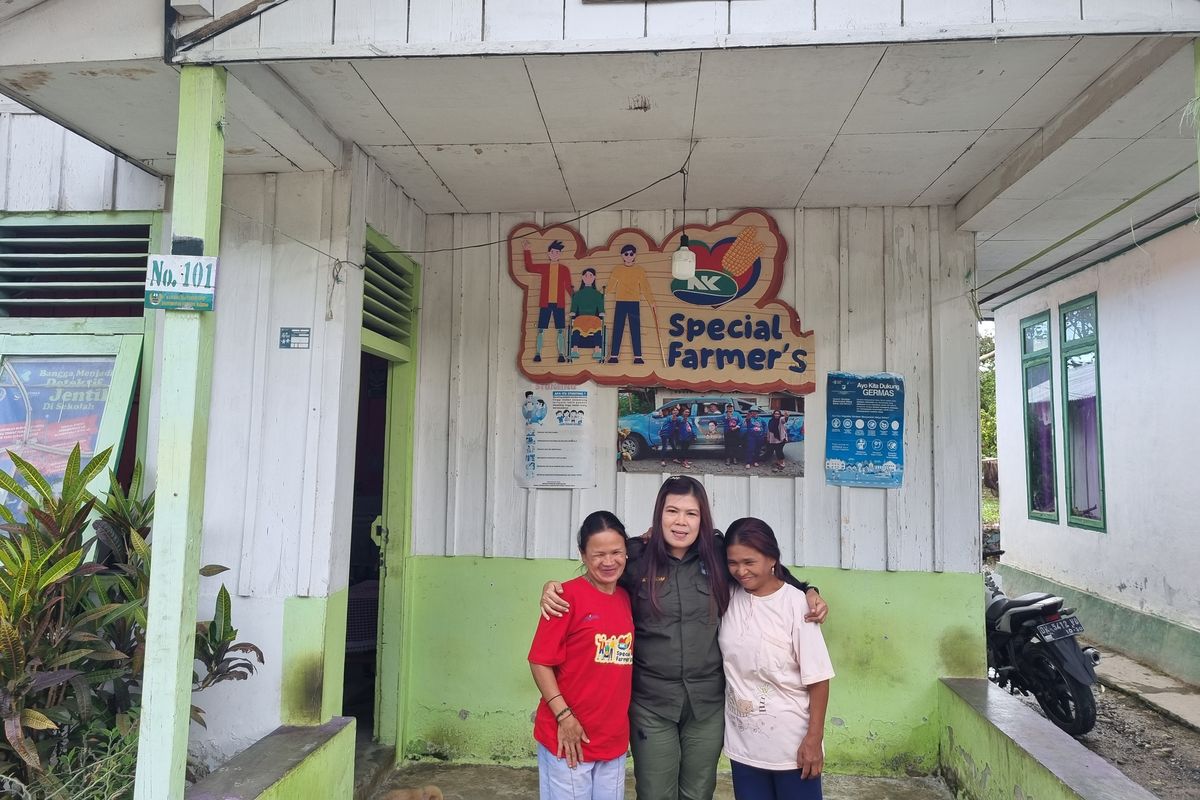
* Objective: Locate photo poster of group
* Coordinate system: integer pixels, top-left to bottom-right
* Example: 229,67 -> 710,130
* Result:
517,384 -> 596,489
618,388 -> 806,477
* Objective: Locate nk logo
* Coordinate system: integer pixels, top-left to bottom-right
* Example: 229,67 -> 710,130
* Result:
668,234 -> 762,308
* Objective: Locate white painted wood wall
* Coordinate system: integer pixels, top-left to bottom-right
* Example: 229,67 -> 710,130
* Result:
995,224 -> 1200,629
413,205 -> 980,573
0,100 -> 163,212
171,150 -> 424,764
177,0 -> 1200,60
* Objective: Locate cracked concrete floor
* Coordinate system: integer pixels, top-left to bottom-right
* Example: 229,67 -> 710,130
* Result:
372,763 -> 955,799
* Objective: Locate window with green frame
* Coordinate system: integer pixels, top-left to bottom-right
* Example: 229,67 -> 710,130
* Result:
1020,311 -> 1057,521
1060,294 -> 1105,529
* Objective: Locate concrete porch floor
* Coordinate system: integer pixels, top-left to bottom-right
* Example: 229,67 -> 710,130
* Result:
371,763 -> 955,800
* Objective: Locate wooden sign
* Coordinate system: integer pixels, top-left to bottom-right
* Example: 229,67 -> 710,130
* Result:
508,209 -> 815,393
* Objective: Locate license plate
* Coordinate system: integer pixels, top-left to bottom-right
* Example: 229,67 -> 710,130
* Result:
1037,616 -> 1084,642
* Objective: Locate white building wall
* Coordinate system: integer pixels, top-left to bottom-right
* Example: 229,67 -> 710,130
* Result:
176,0 -> 1200,61
994,223 -> 1200,629
412,205 -> 981,573
152,149 -> 424,763
0,99 -> 163,211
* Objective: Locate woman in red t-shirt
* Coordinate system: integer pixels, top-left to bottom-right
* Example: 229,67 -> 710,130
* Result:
529,511 -> 634,799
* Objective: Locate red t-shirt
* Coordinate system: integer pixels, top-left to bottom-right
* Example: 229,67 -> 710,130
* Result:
528,576 -> 634,762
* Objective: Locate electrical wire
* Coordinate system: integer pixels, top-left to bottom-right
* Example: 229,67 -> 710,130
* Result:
372,164 -> 687,257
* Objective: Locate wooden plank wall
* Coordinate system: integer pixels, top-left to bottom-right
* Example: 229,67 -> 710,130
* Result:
412,205 -> 980,573
188,0 -> 1200,55
185,154 -> 425,599
0,102 -> 163,212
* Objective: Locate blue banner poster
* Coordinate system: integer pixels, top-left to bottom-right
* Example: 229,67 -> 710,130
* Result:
0,355 -> 116,518
824,371 -> 905,488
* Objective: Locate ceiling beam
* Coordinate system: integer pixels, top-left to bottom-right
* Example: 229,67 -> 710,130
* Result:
226,64 -> 343,171
955,36 -> 1190,231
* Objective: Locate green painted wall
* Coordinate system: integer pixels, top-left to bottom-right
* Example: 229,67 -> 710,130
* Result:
998,565 -> 1200,686
249,718 -> 356,800
399,557 -> 984,776
281,588 -> 349,725
938,681 -> 1080,800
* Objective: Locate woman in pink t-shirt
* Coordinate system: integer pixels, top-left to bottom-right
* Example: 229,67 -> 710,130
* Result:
529,510 -> 634,799
719,517 -> 835,800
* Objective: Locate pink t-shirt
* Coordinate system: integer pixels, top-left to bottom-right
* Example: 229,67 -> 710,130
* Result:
719,583 -> 835,770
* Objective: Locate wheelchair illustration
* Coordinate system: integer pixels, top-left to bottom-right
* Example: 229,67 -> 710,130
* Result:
567,313 -> 607,363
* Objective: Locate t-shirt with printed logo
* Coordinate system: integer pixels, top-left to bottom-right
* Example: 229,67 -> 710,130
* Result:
528,576 -> 634,761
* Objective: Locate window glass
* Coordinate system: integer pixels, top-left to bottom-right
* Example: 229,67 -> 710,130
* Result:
1023,319 -> 1050,354
1063,304 -> 1097,343
1065,350 -> 1102,522
1024,360 -> 1057,516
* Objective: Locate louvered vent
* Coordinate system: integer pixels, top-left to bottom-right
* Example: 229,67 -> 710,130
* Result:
0,223 -> 151,317
363,236 -> 416,351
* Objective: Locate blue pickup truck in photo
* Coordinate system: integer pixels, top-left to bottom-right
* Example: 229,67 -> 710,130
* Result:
618,395 -> 803,461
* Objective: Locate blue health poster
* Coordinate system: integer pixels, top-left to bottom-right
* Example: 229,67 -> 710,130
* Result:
824,371 -> 904,488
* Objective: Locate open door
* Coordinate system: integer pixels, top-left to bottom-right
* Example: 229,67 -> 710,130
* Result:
342,229 -> 420,748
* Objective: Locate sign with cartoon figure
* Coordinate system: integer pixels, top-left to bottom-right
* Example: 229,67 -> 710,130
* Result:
518,384 -> 596,489
508,209 -> 814,393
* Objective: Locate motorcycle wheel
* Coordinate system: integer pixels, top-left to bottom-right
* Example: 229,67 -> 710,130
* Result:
1026,650 -> 1097,735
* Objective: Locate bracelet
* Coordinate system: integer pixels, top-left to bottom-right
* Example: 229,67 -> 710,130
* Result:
545,693 -> 563,706
555,707 -> 573,722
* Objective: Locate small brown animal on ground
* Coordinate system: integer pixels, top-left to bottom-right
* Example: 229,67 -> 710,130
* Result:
380,787 -> 443,800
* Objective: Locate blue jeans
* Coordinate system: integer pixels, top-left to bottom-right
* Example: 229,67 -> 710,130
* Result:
730,760 -> 822,800
537,743 -> 626,800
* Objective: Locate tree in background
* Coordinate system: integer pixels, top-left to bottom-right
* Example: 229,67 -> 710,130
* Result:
980,331 -> 996,459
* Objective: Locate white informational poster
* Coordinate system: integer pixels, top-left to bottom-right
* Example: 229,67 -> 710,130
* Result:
517,384 -> 596,488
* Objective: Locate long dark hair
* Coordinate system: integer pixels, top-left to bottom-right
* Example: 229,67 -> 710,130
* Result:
725,517 -> 785,580
643,476 -> 729,617
578,510 -> 626,553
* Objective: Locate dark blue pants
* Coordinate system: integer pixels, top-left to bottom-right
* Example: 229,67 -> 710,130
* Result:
610,301 -> 642,358
730,760 -> 823,800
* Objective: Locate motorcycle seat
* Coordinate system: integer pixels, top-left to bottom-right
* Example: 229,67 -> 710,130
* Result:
986,592 -> 1055,623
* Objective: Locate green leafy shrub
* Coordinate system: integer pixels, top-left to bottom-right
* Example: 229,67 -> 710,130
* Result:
0,446 -> 263,788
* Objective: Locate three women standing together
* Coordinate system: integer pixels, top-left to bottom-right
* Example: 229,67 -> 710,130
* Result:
528,476 -> 834,800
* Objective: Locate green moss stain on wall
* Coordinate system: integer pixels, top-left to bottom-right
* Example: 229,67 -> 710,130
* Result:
400,558 -> 984,775
937,682 -> 1078,800
282,588 -> 349,726
255,718 -> 356,800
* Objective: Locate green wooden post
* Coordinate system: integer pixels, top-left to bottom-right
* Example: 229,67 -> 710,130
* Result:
133,65 -> 226,800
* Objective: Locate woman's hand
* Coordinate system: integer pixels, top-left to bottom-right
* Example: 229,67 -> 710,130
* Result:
804,588 -> 828,623
797,732 -> 824,778
540,581 -> 568,620
557,713 -> 590,768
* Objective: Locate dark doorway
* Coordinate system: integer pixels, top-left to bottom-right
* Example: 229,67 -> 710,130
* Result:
343,351 -> 388,728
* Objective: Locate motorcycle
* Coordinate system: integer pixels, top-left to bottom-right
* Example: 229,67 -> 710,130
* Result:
984,570 -> 1100,735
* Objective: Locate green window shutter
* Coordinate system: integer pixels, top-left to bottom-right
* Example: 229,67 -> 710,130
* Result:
362,228 -> 419,364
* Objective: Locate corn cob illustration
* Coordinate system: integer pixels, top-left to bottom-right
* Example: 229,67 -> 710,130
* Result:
721,226 -> 765,277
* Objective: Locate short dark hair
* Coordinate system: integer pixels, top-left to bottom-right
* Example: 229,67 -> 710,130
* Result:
548,240 -> 565,252
525,391 -> 533,398
620,244 -> 637,256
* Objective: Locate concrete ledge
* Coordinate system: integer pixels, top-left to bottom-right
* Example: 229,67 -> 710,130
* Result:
187,716 -> 356,800
938,678 -> 1154,800
998,564 -> 1200,686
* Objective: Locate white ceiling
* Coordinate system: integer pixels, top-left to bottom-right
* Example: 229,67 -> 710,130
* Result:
0,35 -> 1194,314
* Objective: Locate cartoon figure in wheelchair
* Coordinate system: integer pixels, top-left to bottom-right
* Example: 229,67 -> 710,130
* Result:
568,267 -> 607,362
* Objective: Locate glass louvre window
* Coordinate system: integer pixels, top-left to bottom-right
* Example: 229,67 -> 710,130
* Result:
1021,312 -> 1057,520
1060,295 -> 1105,529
